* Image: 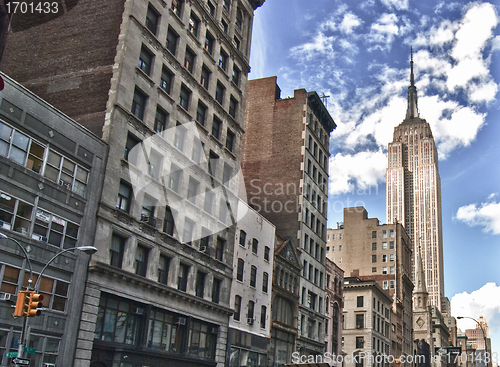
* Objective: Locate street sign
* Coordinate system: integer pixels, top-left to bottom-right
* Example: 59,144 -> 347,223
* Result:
23,347 -> 36,354
4,351 -> 17,358
12,357 -> 30,365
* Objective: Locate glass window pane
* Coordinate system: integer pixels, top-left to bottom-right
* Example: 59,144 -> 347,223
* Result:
62,159 -> 75,174
12,131 -> 29,150
47,151 -> 61,167
9,146 -> 27,165
0,122 -> 12,142
76,166 -> 88,182
52,295 -> 66,311
55,280 -> 69,296
44,165 -> 59,182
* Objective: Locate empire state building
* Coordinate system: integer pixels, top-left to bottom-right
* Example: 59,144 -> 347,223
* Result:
386,53 -> 445,311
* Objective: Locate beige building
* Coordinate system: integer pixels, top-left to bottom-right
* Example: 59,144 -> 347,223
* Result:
465,317 -> 492,367
325,258 -> 344,360
327,207 -> 413,363
386,53 -> 446,311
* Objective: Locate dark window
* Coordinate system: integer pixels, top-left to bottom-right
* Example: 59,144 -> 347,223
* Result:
356,337 -> 364,349
195,271 -> 206,297
196,101 -> 207,126
215,237 -> 225,261
204,189 -> 214,214
183,218 -> 194,244
179,84 -> 191,110
163,206 -> 175,235
184,47 -> 196,73
168,164 -> 181,192
234,36 -> 240,50
222,0 -> 230,12
372,231 -> 377,239
372,242 -> 377,251
191,137 -> 203,163
247,301 -> 254,323
154,107 -> 168,133
208,0 -> 215,15
212,278 -> 221,303
174,122 -> 186,151
199,228 -> 210,252
131,88 -> 147,120
357,296 -> 364,307
372,255 -> 377,263
146,4 -> 159,35
201,65 -> 211,90
229,96 -> 238,118
221,19 -> 228,34
188,11 -> 200,37
264,246 -> 270,261
187,177 -> 199,204
212,116 -> 221,139
166,27 -> 179,55
141,195 -> 156,221
218,49 -> 228,71
250,266 -> 256,287
187,319 -> 217,359
148,149 -> 162,179
171,0 -> 182,17
251,238 -> 258,254
146,308 -> 185,353
215,82 -> 225,105
116,180 -> 132,212
356,314 -> 364,329
161,66 -> 174,94
178,263 -> 189,291
125,133 -> 140,164
135,245 -> 149,277
208,151 -> 218,176
239,230 -> 246,247
234,295 -> 241,320
138,46 -> 153,75
158,255 -> 170,284
235,8 -> 243,28
260,305 -> 267,328
262,272 -> 268,293
222,163 -> 232,186
236,258 -> 244,281
232,65 -> 240,86
110,234 -> 126,268
204,31 -> 214,54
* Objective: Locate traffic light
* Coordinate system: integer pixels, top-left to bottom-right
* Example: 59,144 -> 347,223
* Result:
13,290 -> 29,317
27,292 -> 44,317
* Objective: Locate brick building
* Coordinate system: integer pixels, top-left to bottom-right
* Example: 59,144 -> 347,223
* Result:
324,258 -> 343,361
242,76 -> 336,356
1,0 -> 265,366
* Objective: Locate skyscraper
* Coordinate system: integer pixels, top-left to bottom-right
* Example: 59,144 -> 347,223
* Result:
386,52 -> 445,310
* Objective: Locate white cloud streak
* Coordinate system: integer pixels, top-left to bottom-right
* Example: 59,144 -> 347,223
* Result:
455,198 -> 500,234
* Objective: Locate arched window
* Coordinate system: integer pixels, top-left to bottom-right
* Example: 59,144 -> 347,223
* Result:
235,8 -> 243,29
326,297 -> 329,313
279,269 -> 284,287
334,277 -> 337,292
284,272 -> 288,290
332,303 -> 339,355
274,266 -> 280,284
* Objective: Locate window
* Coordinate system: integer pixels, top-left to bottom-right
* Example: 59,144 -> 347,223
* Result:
232,65 -> 240,86
383,281 -> 388,290
229,96 -> 238,119
247,301 -> 254,323
33,209 -> 80,248
191,138 -> 203,164
212,116 -> 222,139
215,237 -> 225,261
372,267 -> 377,273
199,228 -> 210,251
390,229 -> 395,238
382,267 -> 387,274
187,177 -> 199,204
195,271 -> 206,297
188,11 -> 200,37
138,45 -> 153,75
234,295 -> 242,320
382,255 -> 387,262
131,87 -> 147,120
43,149 -> 89,197
163,206 -> 175,235
222,163 -> 232,186
124,133 -> 140,164
382,230 -> 387,238
239,230 -> 246,247
357,296 -> 364,307
204,31 -> 214,54
262,272 -> 268,293
212,278 -> 221,303
236,258 -> 244,281
179,84 -> 191,110
222,0 -> 230,12
235,7 -> 243,28
178,263 -> 189,291
264,246 -> 270,261
154,107 -> 168,133
251,238 -> 258,254
250,266 -> 257,287
372,231 -> 377,239
146,4 -> 159,35
382,242 -> 387,250
161,66 -> 174,94
145,308 -> 184,353
187,319 -> 217,359
372,243 -> 377,251
221,19 -> 228,33
0,193 -> 33,235
215,81 -> 225,105
218,49 -> 228,71
148,149 -> 162,179
183,218 -> 194,244
390,280 -> 395,289
372,255 -> 377,263
158,255 -> 170,284
204,189 -> 215,214
226,129 -> 235,152
390,254 -> 395,261
356,314 -> 364,329
390,241 -> 394,249
218,198 -> 228,223
184,47 -> 196,73
356,337 -> 364,349
200,65 -> 211,90
116,180 -> 132,212
234,38 -> 241,52
208,151 -> 218,176
260,306 -> 267,328
171,0 -> 182,17
135,245 -> 149,277
141,195 -> 156,222
110,234 -> 126,268
390,266 -> 395,274
166,26 -> 179,55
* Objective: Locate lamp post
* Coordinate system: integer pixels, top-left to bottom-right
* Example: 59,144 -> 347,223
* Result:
457,316 -> 488,367
0,233 -> 97,365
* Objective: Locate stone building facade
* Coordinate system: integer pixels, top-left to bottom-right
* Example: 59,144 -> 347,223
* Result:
242,76 -> 336,357
0,72 -> 107,366
324,258 -> 343,360
0,0 -> 265,366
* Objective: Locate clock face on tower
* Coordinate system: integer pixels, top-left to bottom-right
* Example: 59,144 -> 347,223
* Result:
416,317 -> 425,328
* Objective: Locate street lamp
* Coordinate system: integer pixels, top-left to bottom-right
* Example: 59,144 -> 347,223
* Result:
457,316 -> 488,367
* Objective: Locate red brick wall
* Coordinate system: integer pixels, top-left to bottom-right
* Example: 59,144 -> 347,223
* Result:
242,76 -> 305,239
0,0 -> 126,137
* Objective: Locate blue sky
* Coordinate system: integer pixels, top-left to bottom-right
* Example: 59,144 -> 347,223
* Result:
249,0 -> 500,355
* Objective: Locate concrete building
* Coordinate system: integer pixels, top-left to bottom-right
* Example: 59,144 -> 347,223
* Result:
1,0 -> 265,366
242,76 -> 336,357
269,235 -> 302,367
327,207 -> 414,363
324,258 -> 343,360
342,277 -> 393,367
465,317 -> 492,367
228,202 -> 275,366
386,52 -> 446,311
0,72 -> 107,366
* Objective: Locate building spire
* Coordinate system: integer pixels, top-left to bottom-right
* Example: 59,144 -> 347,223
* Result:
415,244 -> 427,294
405,48 -> 419,119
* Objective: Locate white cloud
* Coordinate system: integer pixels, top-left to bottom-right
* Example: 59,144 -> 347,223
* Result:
369,13 -> 399,47
339,12 -> 363,34
492,36 -> 500,51
329,150 -> 387,195
455,199 -> 500,235
469,80 -> 498,103
381,0 -> 408,11
451,283 -> 500,335
290,32 -> 336,60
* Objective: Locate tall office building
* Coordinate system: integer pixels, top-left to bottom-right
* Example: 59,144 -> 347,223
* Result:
386,53 -> 445,310
242,76 -> 336,356
1,0 -> 264,365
